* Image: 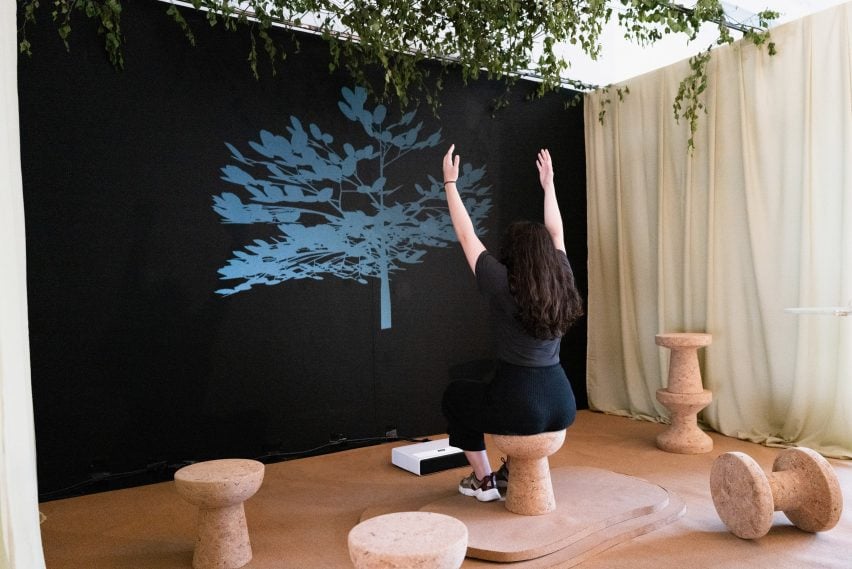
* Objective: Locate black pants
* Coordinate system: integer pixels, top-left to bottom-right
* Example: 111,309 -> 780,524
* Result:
441,360 -> 577,451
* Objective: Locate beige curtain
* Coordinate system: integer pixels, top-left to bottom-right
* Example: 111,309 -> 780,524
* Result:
0,3 -> 48,567
585,3 -> 852,458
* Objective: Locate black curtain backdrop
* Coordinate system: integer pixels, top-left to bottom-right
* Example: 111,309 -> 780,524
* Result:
18,0 -> 588,499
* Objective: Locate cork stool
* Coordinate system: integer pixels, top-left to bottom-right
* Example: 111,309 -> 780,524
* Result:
348,511 -> 468,569
174,459 -> 265,569
654,332 -> 713,454
710,448 -> 843,539
491,430 -> 566,515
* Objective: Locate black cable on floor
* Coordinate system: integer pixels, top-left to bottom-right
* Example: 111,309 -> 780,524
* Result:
38,435 -> 431,502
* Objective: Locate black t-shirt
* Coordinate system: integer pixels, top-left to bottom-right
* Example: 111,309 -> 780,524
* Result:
475,250 -> 570,367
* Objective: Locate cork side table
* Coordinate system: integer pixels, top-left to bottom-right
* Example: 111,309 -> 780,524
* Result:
710,448 -> 843,539
655,332 -> 713,454
348,511 -> 468,569
175,459 -> 265,569
491,430 -> 566,515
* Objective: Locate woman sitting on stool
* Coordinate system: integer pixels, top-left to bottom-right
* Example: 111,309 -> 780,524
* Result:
441,145 -> 584,502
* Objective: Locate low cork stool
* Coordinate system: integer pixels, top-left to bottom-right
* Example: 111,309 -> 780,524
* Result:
348,511 -> 468,569
491,429 -> 566,515
710,448 -> 843,539
655,332 -> 713,454
174,459 -> 265,569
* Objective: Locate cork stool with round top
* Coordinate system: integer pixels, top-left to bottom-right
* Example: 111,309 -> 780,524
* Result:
348,511 -> 468,569
654,332 -> 714,454
710,448 -> 843,539
174,459 -> 265,569
491,429 -> 566,515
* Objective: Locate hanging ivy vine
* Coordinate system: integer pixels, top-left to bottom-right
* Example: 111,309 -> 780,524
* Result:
18,0 -> 779,145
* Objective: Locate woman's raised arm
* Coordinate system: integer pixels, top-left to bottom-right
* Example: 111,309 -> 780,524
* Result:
443,145 -> 486,273
537,148 -> 565,253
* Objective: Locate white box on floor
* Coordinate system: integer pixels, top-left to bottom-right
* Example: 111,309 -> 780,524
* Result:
391,438 -> 469,475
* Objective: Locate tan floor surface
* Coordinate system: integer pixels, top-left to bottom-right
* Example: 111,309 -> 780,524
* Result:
39,410 -> 852,568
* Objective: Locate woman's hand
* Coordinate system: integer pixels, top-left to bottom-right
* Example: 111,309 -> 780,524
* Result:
536,148 -> 554,191
443,144 -> 460,185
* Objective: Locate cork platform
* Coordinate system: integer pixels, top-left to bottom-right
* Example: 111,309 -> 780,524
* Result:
360,466 -> 685,564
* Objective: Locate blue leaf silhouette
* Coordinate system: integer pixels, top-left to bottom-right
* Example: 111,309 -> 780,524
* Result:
373,105 -> 387,124
221,165 -> 255,186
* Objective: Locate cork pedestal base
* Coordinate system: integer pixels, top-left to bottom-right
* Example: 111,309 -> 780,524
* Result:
655,389 -> 714,454
655,332 -> 713,454
360,466 -> 686,565
348,511 -> 468,569
710,448 -> 843,539
491,430 -> 566,515
174,459 -> 265,569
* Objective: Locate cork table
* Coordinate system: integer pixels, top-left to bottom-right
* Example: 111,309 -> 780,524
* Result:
655,332 -> 714,454
348,511 -> 468,569
710,447 -> 843,539
174,459 -> 265,569
491,430 -> 565,515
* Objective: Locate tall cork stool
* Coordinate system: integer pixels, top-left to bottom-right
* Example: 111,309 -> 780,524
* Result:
348,511 -> 468,569
654,332 -> 713,454
174,459 -> 265,569
491,430 -> 566,515
710,448 -> 843,539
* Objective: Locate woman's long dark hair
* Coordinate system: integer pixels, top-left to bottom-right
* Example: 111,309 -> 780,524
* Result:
501,221 -> 584,340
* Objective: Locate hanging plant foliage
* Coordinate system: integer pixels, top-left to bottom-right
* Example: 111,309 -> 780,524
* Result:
18,0 -> 779,145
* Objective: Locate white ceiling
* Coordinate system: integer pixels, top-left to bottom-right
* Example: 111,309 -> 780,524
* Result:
555,0 -> 850,87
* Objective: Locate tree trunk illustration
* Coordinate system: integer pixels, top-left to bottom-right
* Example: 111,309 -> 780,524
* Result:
379,260 -> 391,330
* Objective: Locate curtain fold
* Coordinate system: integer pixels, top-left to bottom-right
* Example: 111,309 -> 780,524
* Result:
1,4 -> 48,567
585,3 -> 852,458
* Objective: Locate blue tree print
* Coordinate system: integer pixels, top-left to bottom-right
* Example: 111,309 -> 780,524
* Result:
213,86 -> 492,329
